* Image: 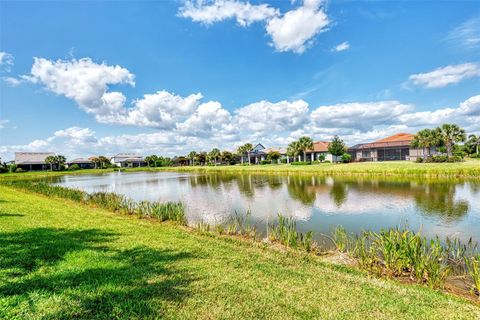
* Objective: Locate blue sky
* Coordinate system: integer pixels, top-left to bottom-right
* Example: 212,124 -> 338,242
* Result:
0,0 -> 479,160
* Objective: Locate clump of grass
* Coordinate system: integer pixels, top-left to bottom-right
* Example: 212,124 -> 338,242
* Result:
465,254 -> 480,298
331,227 -> 480,288
223,211 -> 258,239
268,214 -> 316,252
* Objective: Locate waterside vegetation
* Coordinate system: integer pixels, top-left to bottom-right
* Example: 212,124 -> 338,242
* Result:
1,177 -> 479,302
2,184 -> 479,318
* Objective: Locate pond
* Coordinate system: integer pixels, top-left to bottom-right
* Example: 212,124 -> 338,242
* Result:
55,171 -> 480,244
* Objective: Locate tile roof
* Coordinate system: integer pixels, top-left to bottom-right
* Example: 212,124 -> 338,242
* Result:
374,133 -> 415,143
307,141 -> 330,152
349,133 -> 415,150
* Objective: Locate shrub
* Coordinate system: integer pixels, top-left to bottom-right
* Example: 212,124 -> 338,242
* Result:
68,164 -> 81,171
0,167 -> 7,173
465,254 -> 480,297
323,160 -> 331,163
280,158 -> 287,164
260,160 -> 270,165
415,158 -> 424,163
290,161 -> 311,166
341,153 -> 352,163
15,168 -> 26,173
318,154 -> 326,162
470,153 -> 480,159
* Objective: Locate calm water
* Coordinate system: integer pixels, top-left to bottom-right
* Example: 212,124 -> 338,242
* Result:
55,171 -> 480,244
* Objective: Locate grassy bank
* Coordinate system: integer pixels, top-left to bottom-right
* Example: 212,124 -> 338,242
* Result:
150,160 -> 480,178
1,185 -> 479,319
1,160 -> 479,179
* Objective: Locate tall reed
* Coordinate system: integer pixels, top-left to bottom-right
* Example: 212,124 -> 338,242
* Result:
268,214 -> 316,251
332,226 -> 480,289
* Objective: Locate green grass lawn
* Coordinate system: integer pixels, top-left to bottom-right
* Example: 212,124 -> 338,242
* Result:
1,185 -> 479,319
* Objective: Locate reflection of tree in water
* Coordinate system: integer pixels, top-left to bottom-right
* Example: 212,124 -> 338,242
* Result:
414,183 -> 469,222
286,175 -> 317,205
329,181 -> 348,208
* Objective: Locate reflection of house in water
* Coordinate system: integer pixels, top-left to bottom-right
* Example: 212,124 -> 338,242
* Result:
414,183 -> 469,222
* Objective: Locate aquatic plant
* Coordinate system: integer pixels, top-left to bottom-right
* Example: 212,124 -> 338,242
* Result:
268,214 -> 316,252
333,227 -> 460,288
465,254 -> 480,298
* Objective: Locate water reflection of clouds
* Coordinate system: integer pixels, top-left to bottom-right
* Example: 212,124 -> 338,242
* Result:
313,191 -> 412,215
56,172 -> 480,242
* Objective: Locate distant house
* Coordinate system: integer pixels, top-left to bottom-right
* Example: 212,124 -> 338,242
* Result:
15,152 -> 55,171
66,158 -> 95,169
305,141 -> 338,162
110,153 -> 146,168
248,143 -> 267,164
348,133 -> 431,161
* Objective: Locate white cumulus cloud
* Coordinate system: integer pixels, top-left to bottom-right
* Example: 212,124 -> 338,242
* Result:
26,57 -> 135,119
179,0 -> 330,54
179,0 -> 279,26
0,52 -> 14,72
266,0 -> 329,53
408,63 -> 480,88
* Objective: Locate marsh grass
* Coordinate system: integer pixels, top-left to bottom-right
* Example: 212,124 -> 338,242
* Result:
465,255 -> 480,298
333,226 -> 479,290
0,179 -> 186,224
268,215 -> 316,252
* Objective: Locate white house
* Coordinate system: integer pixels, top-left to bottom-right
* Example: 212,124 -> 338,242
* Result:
110,153 -> 146,168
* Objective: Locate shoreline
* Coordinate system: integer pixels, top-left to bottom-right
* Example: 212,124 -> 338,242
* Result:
2,160 -> 480,180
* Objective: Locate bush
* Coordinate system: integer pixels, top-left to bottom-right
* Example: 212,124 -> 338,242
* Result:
290,161 -> 311,165
341,153 -> 352,163
15,168 -> 26,173
415,158 -> 424,163
68,164 -> 81,171
260,160 -> 270,165
470,153 -> 480,159
280,158 -> 287,164
324,160 -> 331,163
318,154 -> 326,162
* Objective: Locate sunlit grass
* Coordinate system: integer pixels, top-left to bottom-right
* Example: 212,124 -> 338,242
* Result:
1,185 -> 479,318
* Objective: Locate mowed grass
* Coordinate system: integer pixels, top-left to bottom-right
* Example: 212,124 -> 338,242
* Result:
136,160 -> 480,178
0,186 -> 479,319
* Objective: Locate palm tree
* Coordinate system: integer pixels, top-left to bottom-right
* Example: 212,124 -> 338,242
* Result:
45,155 -> 56,171
237,145 -> 245,165
467,134 -> 480,155
411,128 -> 440,160
90,156 -> 101,169
98,156 -> 111,168
298,136 -> 314,162
188,151 -> 197,166
439,124 -> 466,157
209,148 -> 221,165
244,143 -> 253,165
287,141 -> 300,162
